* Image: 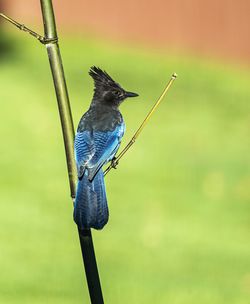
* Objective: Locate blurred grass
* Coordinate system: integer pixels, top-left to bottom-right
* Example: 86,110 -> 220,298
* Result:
0,31 -> 250,304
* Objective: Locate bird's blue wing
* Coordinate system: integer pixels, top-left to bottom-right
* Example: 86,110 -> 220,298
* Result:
74,130 -> 94,178
75,124 -> 125,180
87,128 -> 123,180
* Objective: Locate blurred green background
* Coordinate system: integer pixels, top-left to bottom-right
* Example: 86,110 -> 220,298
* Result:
0,23 -> 250,304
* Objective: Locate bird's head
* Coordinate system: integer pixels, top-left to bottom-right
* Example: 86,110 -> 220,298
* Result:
89,66 -> 139,107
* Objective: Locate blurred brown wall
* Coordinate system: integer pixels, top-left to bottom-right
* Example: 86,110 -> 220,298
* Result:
2,0 -> 250,63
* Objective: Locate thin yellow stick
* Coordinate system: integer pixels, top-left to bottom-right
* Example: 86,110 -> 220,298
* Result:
104,72 -> 177,176
0,13 -> 58,44
0,13 -> 45,41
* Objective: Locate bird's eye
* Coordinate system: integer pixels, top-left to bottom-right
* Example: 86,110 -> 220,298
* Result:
114,91 -> 120,96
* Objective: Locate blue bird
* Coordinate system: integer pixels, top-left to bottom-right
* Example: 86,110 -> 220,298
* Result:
74,67 -> 139,230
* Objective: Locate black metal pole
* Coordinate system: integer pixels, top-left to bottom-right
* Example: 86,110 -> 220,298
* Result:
78,228 -> 104,303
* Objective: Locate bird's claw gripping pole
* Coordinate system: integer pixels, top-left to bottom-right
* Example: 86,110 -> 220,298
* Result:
110,157 -> 119,169
1,3 -> 104,304
104,73 -> 177,176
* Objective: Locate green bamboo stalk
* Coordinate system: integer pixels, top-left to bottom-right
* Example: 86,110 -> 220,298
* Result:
1,1 -> 104,303
40,0 -> 77,198
40,2 -> 104,303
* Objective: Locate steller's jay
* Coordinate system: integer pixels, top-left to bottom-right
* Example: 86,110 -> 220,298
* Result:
74,67 -> 138,230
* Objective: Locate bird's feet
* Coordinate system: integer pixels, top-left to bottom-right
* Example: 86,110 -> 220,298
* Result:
111,157 -> 119,169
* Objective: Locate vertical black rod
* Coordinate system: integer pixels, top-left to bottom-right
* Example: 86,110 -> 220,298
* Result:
78,229 -> 104,304
39,1 -> 104,303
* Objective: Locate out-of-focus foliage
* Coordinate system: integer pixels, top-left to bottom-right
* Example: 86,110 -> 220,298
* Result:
0,33 -> 250,304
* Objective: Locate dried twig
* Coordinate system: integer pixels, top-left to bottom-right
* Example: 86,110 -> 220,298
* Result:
104,73 -> 177,176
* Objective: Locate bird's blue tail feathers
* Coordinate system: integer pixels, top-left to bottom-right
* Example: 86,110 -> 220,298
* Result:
73,169 -> 109,230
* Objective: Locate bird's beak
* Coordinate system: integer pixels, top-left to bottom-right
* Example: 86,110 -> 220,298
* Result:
125,91 -> 139,98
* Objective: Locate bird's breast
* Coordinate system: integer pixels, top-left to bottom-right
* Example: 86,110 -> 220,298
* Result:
78,108 -> 123,132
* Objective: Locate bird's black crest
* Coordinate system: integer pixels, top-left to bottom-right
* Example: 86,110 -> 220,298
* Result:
89,66 -> 121,91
